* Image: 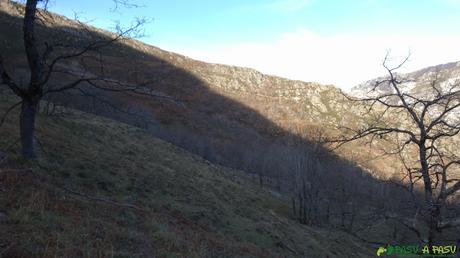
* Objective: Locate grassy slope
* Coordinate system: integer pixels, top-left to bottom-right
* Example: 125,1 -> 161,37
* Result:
0,94 -> 373,257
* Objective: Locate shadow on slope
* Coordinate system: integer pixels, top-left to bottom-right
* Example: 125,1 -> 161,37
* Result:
0,95 -> 375,257
0,4 -> 459,251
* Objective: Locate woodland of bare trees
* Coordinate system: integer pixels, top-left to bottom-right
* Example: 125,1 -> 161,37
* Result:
337,54 -> 460,247
159,120 -> 408,237
0,0 -> 165,159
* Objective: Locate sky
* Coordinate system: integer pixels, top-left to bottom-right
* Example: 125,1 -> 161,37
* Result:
46,0 -> 460,90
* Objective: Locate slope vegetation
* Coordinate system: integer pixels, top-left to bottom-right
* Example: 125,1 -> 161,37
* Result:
0,93 -> 372,257
0,1 -> 431,247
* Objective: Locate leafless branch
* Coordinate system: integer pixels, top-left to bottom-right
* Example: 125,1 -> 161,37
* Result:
0,101 -> 22,127
0,56 -> 24,97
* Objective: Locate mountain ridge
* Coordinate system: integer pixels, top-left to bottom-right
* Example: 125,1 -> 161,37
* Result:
350,60 -> 460,98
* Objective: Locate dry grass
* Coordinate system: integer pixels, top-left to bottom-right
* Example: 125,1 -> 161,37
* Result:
0,94 -> 373,257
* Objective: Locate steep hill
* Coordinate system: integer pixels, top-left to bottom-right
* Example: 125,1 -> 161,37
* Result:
0,91 -> 373,257
0,1 -> 367,190
2,0 -> 459,249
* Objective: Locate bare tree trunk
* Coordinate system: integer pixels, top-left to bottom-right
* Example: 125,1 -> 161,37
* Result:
312,188 -> 319,225
302,179 -> 307,224
348,206 -> 355,231
302,197 -> 307,224
276,176 -> 281,191
292,197 -> 296,217
298,193 -> 303,223
20,0 -> 41,159
428,205 -> 441,248
419,141 -> 439,247
20,99 -> 39,159
341,208 -> 346,229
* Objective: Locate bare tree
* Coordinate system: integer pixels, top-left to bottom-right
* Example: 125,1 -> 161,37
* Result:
0,0 -> 167,159
282,127 -> 327,225
337,53 -> 460,247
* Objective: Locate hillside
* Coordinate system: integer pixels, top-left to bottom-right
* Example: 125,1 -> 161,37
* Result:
4,2 -> 458,180
2,0 -> 460,252
0,0 -> 365,176
0,92 -> 373,257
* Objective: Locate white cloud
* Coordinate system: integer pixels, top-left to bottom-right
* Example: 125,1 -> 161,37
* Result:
166,29 -> 460,90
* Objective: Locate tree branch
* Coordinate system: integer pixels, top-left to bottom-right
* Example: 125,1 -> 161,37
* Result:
0,101 -> 23,127
0,56 -> 24,97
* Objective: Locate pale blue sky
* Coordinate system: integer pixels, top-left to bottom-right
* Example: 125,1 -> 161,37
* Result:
47,0 -> 460,47
45,0 -> 460,88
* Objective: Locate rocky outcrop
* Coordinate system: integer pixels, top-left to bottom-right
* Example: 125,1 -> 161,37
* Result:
350,61 -> 460,98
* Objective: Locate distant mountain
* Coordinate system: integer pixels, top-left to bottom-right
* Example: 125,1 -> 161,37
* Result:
349,61 -> 460,98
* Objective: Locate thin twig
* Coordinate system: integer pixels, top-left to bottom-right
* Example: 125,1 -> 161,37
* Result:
0,101 -> 22,127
